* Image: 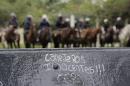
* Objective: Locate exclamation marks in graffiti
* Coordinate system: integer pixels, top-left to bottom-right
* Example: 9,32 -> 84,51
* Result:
95,65 -> 99,73
95,64 -> 105,75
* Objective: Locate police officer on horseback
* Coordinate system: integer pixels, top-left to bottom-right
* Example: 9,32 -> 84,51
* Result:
64,18 -> 70,28
115,17 -> 124,31
8,12 -> 18,33
38,14 -> 51,42
39,14 -> 50,33
84,17 -> 91,28
75,18 -> 85,29
23,15 -> 33,40
55,13 -> 65,29
102,18 -> 110,33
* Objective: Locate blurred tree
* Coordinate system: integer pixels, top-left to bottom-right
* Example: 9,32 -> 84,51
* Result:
0,0 -> 130,26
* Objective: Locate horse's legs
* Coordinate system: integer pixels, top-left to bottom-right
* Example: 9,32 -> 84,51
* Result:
120,41 -> 124,47
82,42 -> 87,47
42,43 -> 46,48
33,44 -> 35,48
100,40 -> 105,47
25,42 -> 31,48
13,42 -> 17,48
32,43 -> 35,48
126,38 -> 130,47
88,42 -> 92,47
17,40 -> 20,48
24,42 -> 27,48
54,42 -> 59,48
10,42 -> 13,48
111,42 -> 114,47
73,43 -> 77,47
66,42 -> 70,48
16,35 -> 20,48
42,44 -> 45,48
28,44 -> 31,48
62,43 -> 65,48
101,42 -> 105,47
53,37 -> 60,48
93,42 -> 96,47
24,32 -> 30,48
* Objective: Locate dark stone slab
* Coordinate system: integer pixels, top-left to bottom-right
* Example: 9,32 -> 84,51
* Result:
0,48 -> 129,86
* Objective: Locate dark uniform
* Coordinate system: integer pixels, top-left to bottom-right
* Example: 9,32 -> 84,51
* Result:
23,17 -> 32,33
23,17 -> 33,42
75,19 -> 85,29
64,19 -> 70,28
84,21 -> 91,28
39,18 -> 51,41
102,22 -> 110,32
39,19 -> 50,30
8,14 -> 18,37
55,16 -> 65,29
115,20 -> 124,30
8,17 -> 18,29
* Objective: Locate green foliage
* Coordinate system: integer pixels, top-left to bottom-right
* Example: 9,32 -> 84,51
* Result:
0,0 -> 130,26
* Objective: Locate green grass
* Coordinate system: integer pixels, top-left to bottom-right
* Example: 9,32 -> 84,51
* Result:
0,43 -> 43,49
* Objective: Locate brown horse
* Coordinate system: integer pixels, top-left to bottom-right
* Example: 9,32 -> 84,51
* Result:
39,27 -> 51,48
52,28 -> 77,48
24,24 -> 37,48
4,26 -> 20,48
79,28 -> 101,47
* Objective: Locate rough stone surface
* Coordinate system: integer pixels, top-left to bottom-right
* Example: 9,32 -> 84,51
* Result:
0,48 -> 129,86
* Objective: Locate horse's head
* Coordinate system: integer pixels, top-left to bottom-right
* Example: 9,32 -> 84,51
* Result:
42,27 -> 50,32
95,27 -> 102,34
69,29 -> 78,39
106,26 -> 114,34
29,23 -> 35,30
29,23 -> 37,33
8,25 -> 15,31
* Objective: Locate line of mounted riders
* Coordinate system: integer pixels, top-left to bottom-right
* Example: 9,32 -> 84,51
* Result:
0,12 -> 130,48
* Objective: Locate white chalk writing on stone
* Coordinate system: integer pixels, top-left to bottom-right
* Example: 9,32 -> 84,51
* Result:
42,53 -> 105,75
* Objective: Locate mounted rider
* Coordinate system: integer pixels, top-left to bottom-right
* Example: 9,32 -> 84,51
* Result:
38,14 -> 50,33
8,12 -> 18,33
84,17 -> 91,29
55,13 -> 66,29
23,15 -> 33,39
115,17 -> 125,32
38,14 -> 51,41
64,18 -> 70,28
75,18 -> 85,29
102,18 -> 110,33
